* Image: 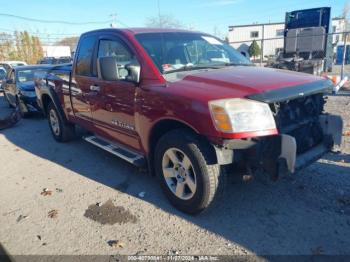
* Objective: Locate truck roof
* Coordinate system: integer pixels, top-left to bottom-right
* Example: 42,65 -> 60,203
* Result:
81,27 -> 202,36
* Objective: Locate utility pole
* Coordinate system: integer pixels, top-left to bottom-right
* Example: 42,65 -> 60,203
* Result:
157,0 -> 162,28
341,33 -> 347,80
110,13 -> 117,28
260,24 -> 264,66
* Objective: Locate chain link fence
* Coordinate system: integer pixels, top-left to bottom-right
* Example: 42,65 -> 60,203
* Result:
229,31 -> 350,90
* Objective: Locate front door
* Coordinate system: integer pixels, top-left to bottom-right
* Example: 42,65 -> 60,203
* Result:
90,36 -> 140,150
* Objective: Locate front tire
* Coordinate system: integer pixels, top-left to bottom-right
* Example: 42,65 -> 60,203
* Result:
154,129 -> 225,214
47,102 -> 75,142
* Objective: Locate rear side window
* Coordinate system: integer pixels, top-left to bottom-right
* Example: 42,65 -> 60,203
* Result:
76,35 -> 97,76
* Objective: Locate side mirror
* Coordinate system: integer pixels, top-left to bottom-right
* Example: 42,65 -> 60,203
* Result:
126,61 -> 141,84
97,57 -> 119,81
97,56 -> 141,84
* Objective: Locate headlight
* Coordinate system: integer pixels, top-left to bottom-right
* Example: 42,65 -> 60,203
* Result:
209,98 -> 276,133
20,90 -> 36,97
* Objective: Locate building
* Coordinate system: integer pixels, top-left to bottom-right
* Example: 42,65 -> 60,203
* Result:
228,18 -> 346,58
42,46 -> 71,58
332,17 -> 347,44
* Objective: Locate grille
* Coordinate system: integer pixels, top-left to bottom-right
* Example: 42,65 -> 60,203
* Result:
269,93 -> 326,154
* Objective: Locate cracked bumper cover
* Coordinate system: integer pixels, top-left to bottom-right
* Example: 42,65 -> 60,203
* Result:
215,114 -> 343,178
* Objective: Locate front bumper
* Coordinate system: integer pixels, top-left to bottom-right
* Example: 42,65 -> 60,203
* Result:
216,114 -> 343,179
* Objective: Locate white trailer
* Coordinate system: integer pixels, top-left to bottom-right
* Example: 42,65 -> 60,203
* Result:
42,46 -> 71,58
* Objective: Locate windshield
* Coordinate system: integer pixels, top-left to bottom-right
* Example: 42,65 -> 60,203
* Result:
11,63 -> 26,67
17,69 -> 34,83
135,32 -> 252,74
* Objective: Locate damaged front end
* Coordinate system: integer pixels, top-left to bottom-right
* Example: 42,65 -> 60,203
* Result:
240,79 -> 342,179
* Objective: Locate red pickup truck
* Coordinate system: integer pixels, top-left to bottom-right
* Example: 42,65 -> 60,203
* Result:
35,28 -> 343,214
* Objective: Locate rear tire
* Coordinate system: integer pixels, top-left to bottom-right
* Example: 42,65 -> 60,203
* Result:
47,102 -> 75,142
154,129 -> 225,214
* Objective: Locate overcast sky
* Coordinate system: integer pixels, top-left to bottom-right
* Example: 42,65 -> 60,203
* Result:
0,0 -> 345,42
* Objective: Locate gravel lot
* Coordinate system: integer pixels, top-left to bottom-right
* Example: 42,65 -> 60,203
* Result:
0,92 -> 349,257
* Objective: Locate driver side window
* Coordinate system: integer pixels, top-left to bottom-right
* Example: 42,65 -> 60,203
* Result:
98,39 -> 133,80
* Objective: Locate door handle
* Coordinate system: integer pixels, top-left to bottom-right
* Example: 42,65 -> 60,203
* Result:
90,85 -> 100,92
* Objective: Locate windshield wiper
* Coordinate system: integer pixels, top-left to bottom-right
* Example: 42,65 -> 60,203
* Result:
163,62 -> 254,74
222,62 -> 254,67
164,65 -> 222,74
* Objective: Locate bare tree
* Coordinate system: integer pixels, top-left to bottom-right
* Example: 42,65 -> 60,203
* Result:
56,37 -> 80,52
0,32 -> 42,63
213,26 -> 226,40
0,33 -> 16,60
145,14 -> 184,28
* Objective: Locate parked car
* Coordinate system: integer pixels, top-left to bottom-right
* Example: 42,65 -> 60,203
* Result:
0,66 -> 6,92
35,28 -> 343,214
0,61 -> 28,73
38,56 -> 72,65
3,65 -> 44,117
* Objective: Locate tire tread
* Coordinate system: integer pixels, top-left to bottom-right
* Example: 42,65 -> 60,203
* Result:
155,128 -> 225,214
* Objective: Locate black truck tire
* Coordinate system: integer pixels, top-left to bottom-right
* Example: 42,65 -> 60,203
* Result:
47,102 -> 75,142
154,129 -> 225,214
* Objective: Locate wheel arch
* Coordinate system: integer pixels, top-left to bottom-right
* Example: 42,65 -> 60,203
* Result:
40,90 -> 69,123
147,118 -> 217,175
41,93 -> 52,115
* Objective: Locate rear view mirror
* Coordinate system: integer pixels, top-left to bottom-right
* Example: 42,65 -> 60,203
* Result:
97,57 -> 119,81
6,79 -> 13,84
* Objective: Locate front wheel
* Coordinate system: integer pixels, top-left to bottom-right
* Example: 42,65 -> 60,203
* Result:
154,129 -> 225,214
47,102 -> 75,142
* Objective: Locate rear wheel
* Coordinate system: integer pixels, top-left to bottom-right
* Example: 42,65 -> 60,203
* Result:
47,102 -> 75,142
154,129 -> 225,214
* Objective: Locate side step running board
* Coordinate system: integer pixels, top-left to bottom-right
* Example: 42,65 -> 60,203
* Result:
83,136 -> 146,167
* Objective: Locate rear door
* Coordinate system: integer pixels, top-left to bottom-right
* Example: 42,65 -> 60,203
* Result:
90,34 -> 140,150
71,34 -> 98,125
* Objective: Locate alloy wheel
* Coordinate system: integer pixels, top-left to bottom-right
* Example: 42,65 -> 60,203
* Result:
162,148 -> 197,200
49,109 -> 60,136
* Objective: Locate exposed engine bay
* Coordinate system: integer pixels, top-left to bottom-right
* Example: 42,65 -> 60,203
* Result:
270,93 -> 326,154
228,86 -> 343,180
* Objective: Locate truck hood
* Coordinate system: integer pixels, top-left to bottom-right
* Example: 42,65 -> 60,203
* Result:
168,66 -> 333,102
18,81 -> 35,91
